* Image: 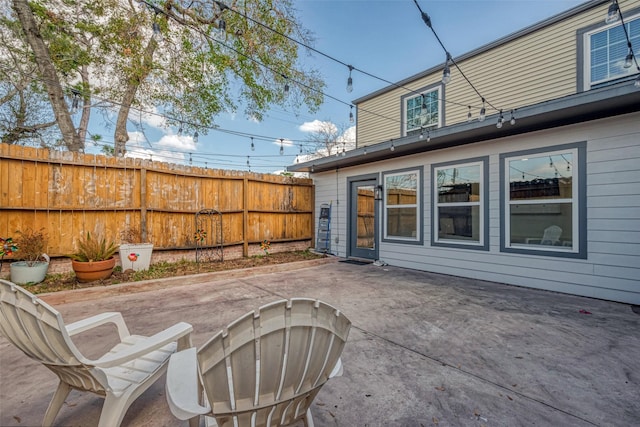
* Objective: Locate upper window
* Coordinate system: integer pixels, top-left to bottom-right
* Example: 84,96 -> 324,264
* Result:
432,158 -> 488,250
383,168 -> 422,244
402,86 -> 441,136
582,14 -> 639,90
500,143 -> 586,259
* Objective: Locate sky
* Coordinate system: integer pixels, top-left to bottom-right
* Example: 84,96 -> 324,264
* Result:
94,0 -> 588,173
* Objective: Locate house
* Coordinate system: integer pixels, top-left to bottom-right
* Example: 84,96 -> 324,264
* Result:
289,0 -> 640,305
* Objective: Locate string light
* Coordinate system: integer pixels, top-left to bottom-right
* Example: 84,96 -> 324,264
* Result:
390,141 -> 395,151
193,131 -> 199,143
189,152 -> 192,165
496,110 -> 504,128
279,138 -> 284,155
349,105 -> 354,123
346,65 -> 354,93
250,137 -> 255,151
479,98 -> 486,122
442,53 -> 451,85
467,106 -> 472,122
624,44 -> 634,69
605,0 -> 620,24
426,130 -> 431,142
283,75 -> 290,94
152,21 -> 163,42
510,110 -> 516,125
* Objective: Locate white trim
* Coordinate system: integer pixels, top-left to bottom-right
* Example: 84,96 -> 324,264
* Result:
504,147 -> 580,254
383,170 -> 420,241
433,160 -> 484,247
403,87 -> 442,136
582,13 -> 640,91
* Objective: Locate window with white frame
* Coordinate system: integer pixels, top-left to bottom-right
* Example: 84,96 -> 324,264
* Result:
383,169 -> 421,242
502,145 -> 584,257
433,160 -> 485,247
404,87 -> 441,135
582,13 -> 639,90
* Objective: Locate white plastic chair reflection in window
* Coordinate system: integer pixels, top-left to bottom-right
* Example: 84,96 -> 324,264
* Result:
540,225 -> 562,246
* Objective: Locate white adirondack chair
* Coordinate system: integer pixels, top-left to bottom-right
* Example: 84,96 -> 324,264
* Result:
166,298 -> 351,427
0,279 -> 193,427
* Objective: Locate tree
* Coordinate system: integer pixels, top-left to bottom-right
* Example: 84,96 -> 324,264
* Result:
305,120 -> 354,158
4,0 -> 325,155
10,0 -> 83,151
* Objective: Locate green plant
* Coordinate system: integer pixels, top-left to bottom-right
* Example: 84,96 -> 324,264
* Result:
69,232 -> 118,262
14,228 -> 48,266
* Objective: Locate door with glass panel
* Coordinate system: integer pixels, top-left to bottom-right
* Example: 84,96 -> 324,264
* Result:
349,179 -> 378,260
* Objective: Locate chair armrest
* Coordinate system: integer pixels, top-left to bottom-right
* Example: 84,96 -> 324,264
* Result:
66,312 -> 131,341
329,357 -> 344,378
166,347 -> 211,420
91,322 -> 193,368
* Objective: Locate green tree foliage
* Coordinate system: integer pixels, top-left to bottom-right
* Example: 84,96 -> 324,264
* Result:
1,0 -> 325,155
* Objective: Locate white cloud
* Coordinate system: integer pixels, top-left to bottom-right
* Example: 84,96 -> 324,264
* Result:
272,137 -> 294,147
338,126 -> 356,143
299,120 -> 337,134
125,131 -> 188,164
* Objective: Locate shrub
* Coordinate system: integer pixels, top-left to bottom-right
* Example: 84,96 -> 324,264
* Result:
69,232 -> 118,262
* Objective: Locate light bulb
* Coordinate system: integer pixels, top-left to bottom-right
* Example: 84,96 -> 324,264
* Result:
152,22 -> 163,42
193,131 -> 199,143
624,51 -> 633,69
605,1 -> 619,24
510,110 -> 516,125
635,75 -> 640,88
346,76 -> 353,93
390,143 -> 395,152
479,107 -> 486,122
442,65 -> 451,85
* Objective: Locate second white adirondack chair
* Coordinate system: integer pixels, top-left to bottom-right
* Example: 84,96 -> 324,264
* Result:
0,279 -> 193,427
166,298 -> 352,427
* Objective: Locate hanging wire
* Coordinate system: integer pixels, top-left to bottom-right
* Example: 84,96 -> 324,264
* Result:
412,0 -> 501,113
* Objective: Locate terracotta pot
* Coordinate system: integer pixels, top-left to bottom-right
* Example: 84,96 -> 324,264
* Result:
71,257 -> 116,283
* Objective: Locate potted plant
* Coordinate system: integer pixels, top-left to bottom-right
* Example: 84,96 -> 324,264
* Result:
118,226 -> 154,271
69,232 -> 118,282
10,228 -> 49,285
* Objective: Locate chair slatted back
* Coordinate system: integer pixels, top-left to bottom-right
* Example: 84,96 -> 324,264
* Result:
0,279 -> 80,366
198,298 -> 351,427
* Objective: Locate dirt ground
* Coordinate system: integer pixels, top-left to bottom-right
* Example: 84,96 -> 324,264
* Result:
10,250 -> 325,294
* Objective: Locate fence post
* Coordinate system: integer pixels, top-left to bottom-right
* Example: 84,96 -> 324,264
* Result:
140,168 -> 148,241
243,177 -> 249,257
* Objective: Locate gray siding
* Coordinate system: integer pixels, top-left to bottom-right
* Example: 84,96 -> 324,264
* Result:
313,113 -> 640,305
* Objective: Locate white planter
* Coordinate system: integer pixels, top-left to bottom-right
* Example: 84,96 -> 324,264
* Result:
119,243 -> 154,271
10,254 -> 50,285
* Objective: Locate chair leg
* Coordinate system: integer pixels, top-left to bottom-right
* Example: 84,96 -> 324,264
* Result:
303,408 -> 315,427
42,382 -> 71,427
97,394 -> 129,427
189,415 -> 201,427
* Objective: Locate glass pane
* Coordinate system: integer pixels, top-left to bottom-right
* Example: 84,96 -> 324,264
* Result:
509,153 -> 573,200
356,186 -> 375,249
437,164 -> 481,203
386,207 -> 417,238
386,173 -> 417,206
510,203 -> 573,248
438,205 -> 480,242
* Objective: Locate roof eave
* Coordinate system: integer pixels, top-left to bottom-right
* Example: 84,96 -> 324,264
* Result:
290,82 -> 640,173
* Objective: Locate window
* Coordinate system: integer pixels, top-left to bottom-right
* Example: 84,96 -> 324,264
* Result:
500,143 -> 586,258
402,86 -> 441,136
383,168 -> 422,244
432,159 -> 488,249
581,14 -> 640,90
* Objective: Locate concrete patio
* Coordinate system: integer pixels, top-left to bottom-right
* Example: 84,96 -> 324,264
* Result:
1,257 -> 638,427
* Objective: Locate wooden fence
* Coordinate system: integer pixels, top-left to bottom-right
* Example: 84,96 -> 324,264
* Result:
0,144 -> 314,258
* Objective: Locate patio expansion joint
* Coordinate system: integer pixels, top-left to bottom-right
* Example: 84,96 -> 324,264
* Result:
354,327 -> 600,427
